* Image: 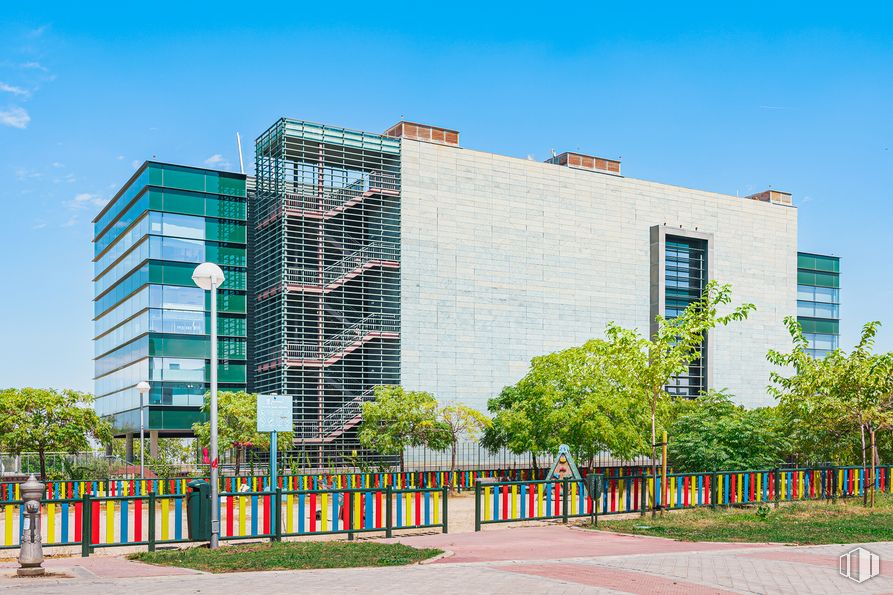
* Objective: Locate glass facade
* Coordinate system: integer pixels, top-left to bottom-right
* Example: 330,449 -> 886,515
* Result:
797,252 -> 841,358
665,236 -> 708,397
93,162 -> 247,435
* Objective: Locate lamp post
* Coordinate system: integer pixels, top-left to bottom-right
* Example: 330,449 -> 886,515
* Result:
136,381 -> 150,479
192,262 -> 225,549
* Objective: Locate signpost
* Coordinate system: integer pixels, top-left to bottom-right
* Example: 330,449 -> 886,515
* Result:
257,394 -> 293,492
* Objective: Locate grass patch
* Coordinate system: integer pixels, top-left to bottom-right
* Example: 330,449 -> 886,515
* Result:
129,540 -> 441,573
594,494 -> 893,545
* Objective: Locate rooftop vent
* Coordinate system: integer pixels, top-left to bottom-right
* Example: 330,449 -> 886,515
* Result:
384,121 -> 459,146
746,189 -> 793,206
546,151 -> 621,175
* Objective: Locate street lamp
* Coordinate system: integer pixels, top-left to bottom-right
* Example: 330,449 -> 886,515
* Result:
192,262 -> 225,549
136,381 -> 150,479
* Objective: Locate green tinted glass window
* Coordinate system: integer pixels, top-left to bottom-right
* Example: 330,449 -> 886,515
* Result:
162,189 -> 205,216
161,165 -> 206,192
149,334 -> 209,358
799,318 -> 840,335
218,175 -> 246,197
206,219 -> 247,243
216,291 -> 246,313
206,245 -> 247,267
814,272 -> 840,288
218,363 -> 247,383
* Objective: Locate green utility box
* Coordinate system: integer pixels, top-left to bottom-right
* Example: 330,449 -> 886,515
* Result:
186,480 -> 211,541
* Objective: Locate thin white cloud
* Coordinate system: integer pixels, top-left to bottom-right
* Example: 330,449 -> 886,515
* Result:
0,106 -> 30,129
61,216 -> 78,228
31,221 -> 47,230
51,161 -> 64,168
131,160 -> 141,170
204,154 -> 231,169
15,167 -> 41,180
116,155 -> 124,161
66,192 -> 109,210
0,83 -> 29,97
20,61 -> 47,71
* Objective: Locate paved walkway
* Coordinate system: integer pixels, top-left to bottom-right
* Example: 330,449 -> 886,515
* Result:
2,526 -> 892,593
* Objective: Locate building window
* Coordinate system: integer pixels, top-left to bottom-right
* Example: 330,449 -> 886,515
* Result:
665,236 -> 707,397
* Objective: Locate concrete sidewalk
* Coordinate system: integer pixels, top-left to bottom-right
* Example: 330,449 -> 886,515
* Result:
2,525 -> 891,593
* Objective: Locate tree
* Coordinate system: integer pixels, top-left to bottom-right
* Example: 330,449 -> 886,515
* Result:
484,337 -> 652,468
358,386 -> 450,468
769,319 -> 893,506
191,391 -> 293,476
667,390 -> 787,472
606,281 -> 754,515
438,404 -> 490,480
0,388 -> 113,479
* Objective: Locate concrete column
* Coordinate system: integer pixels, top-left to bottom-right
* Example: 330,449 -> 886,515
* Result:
149,431 -> 160,458
125,433 -> 134,463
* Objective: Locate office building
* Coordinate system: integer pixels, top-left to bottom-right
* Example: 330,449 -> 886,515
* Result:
94,119 -> 842,456
796,252 -> 841,358
247,117 -> 801,457
92,162 -> 248,449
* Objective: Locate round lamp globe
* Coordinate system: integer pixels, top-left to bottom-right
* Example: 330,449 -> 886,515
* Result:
192,262 -> 225,291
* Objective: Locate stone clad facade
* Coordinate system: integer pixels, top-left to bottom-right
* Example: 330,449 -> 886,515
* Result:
398,138 -> 797,410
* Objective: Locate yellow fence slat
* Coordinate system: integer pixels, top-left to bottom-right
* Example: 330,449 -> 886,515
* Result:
46,503 -> 55,544
106,500 -> 114,543
160,499 -> 169,540
320,493 -> 328,531
3,505 -> 11,546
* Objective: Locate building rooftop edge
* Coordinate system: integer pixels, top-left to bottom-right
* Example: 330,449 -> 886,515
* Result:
92,160 -> 246,224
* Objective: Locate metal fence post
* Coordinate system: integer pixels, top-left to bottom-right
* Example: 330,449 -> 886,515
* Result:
562,479 -> 569,524
148,492 -> 156,552
832,466 -> 838,503
273,487 -> 282,542
441,487 -> 449,534
347,491 -> 354,541
711,472 -> 718,509
80,492 -> 91,558
385,487 -> 393,538
639,475 -> 646,516
474,483 -> 481,532
773,469 -> 780,509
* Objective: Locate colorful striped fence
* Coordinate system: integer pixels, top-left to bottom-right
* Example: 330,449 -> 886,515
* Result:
0,485 -> 447,555
0,466 -> 652,504
475,466 -> 889,530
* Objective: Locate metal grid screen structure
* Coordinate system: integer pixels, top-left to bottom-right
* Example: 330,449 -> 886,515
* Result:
251,119 -> 401,466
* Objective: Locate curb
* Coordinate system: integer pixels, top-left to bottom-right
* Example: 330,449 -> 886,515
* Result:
420,549 -> 455,564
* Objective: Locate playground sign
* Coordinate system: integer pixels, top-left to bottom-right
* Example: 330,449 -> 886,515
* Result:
547,444 -> 582,482
256,394 -> 292,432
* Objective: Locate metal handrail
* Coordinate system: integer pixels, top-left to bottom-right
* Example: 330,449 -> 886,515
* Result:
283,241 -> 398,287
284,313 -> 398,360
281,172 -> 398,212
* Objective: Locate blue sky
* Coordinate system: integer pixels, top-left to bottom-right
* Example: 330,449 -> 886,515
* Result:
1,2 -> 891,392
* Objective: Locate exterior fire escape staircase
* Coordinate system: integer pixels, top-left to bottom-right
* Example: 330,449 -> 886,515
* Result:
295,389 -> 376,443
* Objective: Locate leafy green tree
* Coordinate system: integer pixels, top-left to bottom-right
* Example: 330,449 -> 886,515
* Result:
0,388 -> 113,479
484,336 -> 652,468
358,386 -> 450,468
770,319 -> 893,505
192,391 -> 293,476
667,390 -> 787,472
606,281 -> 754,515
438,404 -> 490,480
